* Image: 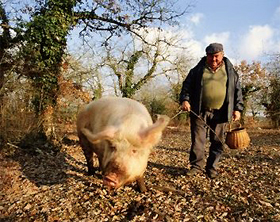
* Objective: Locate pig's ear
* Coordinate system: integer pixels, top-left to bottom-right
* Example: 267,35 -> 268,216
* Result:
81,127 -> 117,144
139,115 -> 170,145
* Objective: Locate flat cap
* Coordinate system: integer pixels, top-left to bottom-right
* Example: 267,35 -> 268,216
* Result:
205,43 -> 223,54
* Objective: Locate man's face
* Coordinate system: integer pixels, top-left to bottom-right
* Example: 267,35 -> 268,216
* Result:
206,51 -> 224,70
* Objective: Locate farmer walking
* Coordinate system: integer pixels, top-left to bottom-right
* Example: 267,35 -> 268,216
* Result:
179,43 -> 244,179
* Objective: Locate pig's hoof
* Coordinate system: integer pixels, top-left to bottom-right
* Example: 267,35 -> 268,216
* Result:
139,186 -> 147,193
137,183 -> 147,192
137,177 -> 147,192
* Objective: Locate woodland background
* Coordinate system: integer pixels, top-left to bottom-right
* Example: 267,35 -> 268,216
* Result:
0,0 -> 280,221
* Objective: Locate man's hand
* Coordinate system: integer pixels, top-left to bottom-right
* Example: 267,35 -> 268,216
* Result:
181,101 -> 191,112
232,111 -> 241,121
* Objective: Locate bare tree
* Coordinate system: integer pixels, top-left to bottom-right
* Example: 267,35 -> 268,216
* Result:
235,60 -> 269,121
98,29 -> 193,98
1,0 -> 192,139
1,0 -> 191,107
75,0 -> 192,45
263,54 -> 280,127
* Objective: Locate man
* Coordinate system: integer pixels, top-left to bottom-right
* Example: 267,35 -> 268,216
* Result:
179,43 -> 244,179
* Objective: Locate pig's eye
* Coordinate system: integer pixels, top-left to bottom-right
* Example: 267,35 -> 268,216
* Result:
132,149 -> 137,154
109,144 -> 117,151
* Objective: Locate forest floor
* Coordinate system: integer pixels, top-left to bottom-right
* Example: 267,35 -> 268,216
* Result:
1,126 -> 280,221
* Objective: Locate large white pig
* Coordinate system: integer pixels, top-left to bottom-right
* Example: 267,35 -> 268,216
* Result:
77,97 -> 169,192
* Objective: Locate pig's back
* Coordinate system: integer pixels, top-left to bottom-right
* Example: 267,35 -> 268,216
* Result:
85,97 -> 153,133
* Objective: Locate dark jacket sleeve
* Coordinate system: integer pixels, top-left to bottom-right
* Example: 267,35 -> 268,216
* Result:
224,57 -> 244,121
179,58 -> 205,105
233,71 -> 244,112
179,58 -> 205,115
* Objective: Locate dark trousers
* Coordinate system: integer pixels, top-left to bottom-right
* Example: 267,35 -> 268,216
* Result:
189,110 -> 226,172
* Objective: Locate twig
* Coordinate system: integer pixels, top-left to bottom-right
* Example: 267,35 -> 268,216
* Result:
7,142 -> 20,149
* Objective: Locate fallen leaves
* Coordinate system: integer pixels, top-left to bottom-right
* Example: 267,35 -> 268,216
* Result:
1,127 -> 280,221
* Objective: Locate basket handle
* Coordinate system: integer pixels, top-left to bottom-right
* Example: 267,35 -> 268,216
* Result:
228,122 -> 242,132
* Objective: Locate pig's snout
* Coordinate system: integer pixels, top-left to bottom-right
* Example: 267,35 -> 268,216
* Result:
103,174 -> 119,188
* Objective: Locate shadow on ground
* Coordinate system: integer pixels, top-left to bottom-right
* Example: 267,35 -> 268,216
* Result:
5,133 -> 90,187
147,161 -> 186,177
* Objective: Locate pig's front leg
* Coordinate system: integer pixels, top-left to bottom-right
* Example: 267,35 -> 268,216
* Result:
82,147 -> 95,175
79,133 -> 96,175
136,176 -> 147,192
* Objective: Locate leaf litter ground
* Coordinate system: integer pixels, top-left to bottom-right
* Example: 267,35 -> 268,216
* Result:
1,127 -> 280,221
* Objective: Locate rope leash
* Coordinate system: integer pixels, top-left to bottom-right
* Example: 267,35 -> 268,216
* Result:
170,109 -> 227,148
170,109 -> 186,120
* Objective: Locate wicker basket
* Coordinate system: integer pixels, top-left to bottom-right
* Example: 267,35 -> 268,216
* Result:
225,123 -> 250,149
